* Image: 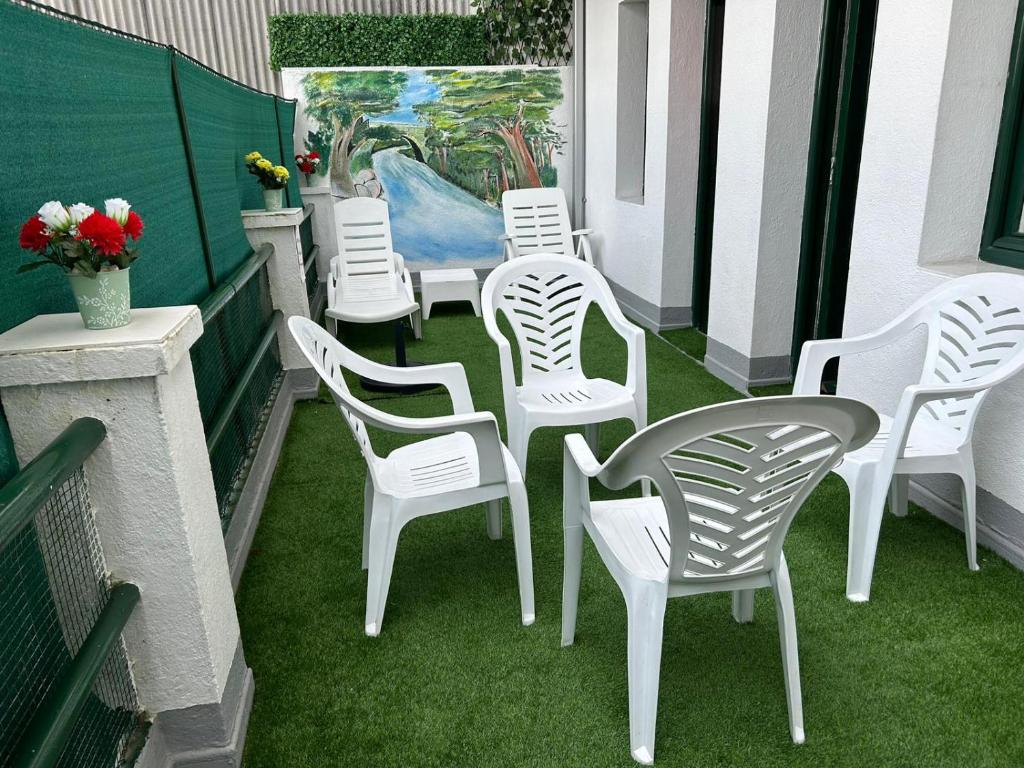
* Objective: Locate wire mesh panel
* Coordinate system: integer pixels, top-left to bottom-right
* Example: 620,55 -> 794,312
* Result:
191,263 -> 284,530
0,469 -> 142,768
299,211 -> 319,305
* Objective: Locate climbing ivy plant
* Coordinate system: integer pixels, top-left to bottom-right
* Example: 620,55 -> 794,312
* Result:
472,0 -> 574,66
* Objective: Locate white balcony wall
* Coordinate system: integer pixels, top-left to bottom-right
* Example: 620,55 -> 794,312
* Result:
838,0 -> 1024,563
583,0 -> 703,330
38,0 -> 473,93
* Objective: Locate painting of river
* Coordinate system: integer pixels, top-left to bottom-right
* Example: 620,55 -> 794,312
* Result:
282,66 -> 573,270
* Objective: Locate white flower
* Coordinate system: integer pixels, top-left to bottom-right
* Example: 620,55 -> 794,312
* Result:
104,198 -> 131,225
38,201 -> 71,231
68,203 -> 95,225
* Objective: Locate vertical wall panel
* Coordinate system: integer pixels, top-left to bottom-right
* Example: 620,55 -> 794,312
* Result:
36,0 -> 474,94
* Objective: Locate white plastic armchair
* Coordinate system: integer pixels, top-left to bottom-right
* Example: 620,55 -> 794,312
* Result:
561,397 -> 878,764
481,253 -> 647,483
500,187 -> 594,265
326,197 -> 421,339
288,316 -> 534,637
794,273 -> 1024,601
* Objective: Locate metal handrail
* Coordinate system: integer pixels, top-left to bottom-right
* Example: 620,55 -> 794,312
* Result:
0,418 -> 106,552
205,310 -> 284,454
304,245 -> 320,274
11,583 -> 141,768
199,243 -> 274,326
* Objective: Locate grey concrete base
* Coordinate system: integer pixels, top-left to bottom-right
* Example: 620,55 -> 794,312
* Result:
605,278 -> 691,332
704,338 -> 792,391
910,476 -> 1024,571
224,367 -> 319,591
138,640 -> 253,768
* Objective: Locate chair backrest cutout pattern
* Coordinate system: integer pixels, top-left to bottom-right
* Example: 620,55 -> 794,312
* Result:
502,189 -> 574,257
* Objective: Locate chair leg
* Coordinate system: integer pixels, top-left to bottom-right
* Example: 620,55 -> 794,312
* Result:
585,422 -> 600,455
509,422 -> 532,480
888,474 -> 909,517
411,308 -> 423,340
469,292 -> 481,317
959,461 -> 979,571
771,556 -> 804,744
561,522 -> 584,646
485,498 -> 502,541
731,589 -> 755,624
328,316 -> 339,337
626,583 -> 667,765
364,505 -> 401,637
362,474 -> 373,571
507,481 -> 535,626
630,413 -> 652,497
844,466 -> 886,602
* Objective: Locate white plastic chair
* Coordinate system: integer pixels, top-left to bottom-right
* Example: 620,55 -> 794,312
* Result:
288,316 -> 535,637
501,188 -> 595,265
327,197 -> 421,340
481,253 -> 647,482
793,273 -> 1024,601
561,397 -> 878,764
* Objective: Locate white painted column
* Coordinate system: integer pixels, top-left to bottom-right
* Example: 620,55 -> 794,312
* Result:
301,186 -> 337,282
241,206 -> 312,371
704,0 -> 823,390
0,307 -> 240,717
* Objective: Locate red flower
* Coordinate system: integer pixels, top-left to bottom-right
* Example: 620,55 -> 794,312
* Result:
19,215 -> 51,253
123,210 -> 144,240
77,212 -> 126,256
308,151 -> 319,159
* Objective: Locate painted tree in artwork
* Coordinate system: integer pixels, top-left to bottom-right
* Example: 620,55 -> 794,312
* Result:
301,71 -> 407,196
417,69 -> 564,192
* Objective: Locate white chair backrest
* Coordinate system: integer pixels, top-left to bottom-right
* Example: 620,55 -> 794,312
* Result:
482,254 -> 625,385
333,197 -> 399,288
288,316 -> 380,471
597,397 -> 878,583
501,188 -> 575,258
914,274 -> 1024,436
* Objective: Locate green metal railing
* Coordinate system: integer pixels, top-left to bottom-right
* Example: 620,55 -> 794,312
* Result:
299,206 -> 320,309
0,418 -> 143,768
191,244 -> 284,531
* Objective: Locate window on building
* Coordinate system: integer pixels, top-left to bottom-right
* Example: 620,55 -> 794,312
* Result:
981,2 -> 1024,268
615,0 -> 649,203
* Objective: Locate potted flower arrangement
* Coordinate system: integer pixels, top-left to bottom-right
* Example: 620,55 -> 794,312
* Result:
295,151 -> 321,186
244,151 -> 290,211
18,199 -> 144,330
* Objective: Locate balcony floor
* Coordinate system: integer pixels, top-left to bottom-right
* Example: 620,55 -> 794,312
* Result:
237,309 -> 1024,767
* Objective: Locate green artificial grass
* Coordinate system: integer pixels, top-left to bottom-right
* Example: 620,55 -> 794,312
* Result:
237,308 -> 1024,767
658,327 -> 708,363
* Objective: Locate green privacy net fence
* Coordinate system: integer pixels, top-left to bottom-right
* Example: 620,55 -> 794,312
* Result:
0,0 -> 302,496
0,3 -> 303,764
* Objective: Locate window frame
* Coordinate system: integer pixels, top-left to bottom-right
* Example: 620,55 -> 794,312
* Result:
981,0 -> 1024,268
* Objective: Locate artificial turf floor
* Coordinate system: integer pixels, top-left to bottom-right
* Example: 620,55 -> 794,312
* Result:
237,308 -> 1024,767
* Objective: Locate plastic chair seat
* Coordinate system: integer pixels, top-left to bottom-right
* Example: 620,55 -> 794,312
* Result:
841,412 -> 962,469
516,374 -> 636,421
327,274 -> 418,325
590,496 -> 670,581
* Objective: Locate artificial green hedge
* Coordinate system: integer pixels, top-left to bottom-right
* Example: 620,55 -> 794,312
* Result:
268,13 -> 490,69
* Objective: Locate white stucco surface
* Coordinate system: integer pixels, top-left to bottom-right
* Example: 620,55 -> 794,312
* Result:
0,307 -> 240,714
706,0 -> 822,360
838,0 -> 1024,513
584,0 -> 702,318
241,208 -> 313,371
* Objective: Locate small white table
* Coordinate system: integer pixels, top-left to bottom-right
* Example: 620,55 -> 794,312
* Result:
419,268 -> 481,319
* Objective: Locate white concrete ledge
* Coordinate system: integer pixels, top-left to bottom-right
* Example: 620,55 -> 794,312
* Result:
0,306 -> 202,387
240,207 -> 305,229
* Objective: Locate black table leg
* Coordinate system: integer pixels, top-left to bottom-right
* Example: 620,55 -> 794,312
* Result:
358,320 -> 441,394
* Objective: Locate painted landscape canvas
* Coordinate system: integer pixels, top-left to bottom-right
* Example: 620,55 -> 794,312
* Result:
283,66 -> 573,270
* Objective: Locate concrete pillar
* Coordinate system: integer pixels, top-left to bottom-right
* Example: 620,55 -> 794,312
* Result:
301,185 -> 337,282
241,206 -> 313,371
0,307 -> 250,767
704,0 -> 824,390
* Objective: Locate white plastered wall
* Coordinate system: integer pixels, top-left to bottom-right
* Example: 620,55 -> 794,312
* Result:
584,0 -> 703,325
838,0 -> 1024,521
705,0 -> 823,363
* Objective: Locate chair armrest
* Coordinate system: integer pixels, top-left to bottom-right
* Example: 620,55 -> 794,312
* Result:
501,235 -> 518,262
793,321 -> 922,395
345,355 -> 474,414
392,251 -> 406,273
481,310 -> 520,419
401,268 -> 416,304
564,433 -> 603,477
571,228 -> 594,237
